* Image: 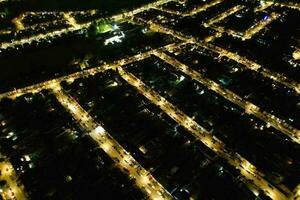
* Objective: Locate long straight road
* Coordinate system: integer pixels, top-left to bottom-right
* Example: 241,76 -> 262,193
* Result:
242,12 -> 280,40
52,86 -> 173,200
117,66 -> 290,200
206,11 -> 280,41
134,17 -> 300,94
0,42 -> 182,100
154,0 -> 223,17
203,5 -> 245,27
153,51 -> 300,144
254,1 -> 274,12
269,0 -> 300,11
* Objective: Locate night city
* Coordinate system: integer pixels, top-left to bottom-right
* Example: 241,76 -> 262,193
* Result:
0,0 -> 299,199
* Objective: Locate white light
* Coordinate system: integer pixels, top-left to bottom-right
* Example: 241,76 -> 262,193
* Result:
104,32 -> 125,45
108,81 -> 118,87
95,126 -> 105,135
68,104 -> 77,113
101,142 -> 111,151
179,75 -> 185,82
140,174 -> 149,184
112,81 -> 118,86
142,28 -> 147,34
6,132 -> 14,139
199,90 -> 205,95
112,24 -> 119,30
24,155 -> 31,161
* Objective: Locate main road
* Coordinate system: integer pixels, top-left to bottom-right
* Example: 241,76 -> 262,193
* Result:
117,66 -> 290,200
52,86 -> 173,200
153,50 -> 300,144
0,42 -> 182,100
153,0 -> 223,17
133,17 -> 300,95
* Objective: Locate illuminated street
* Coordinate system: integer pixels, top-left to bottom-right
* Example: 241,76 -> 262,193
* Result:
0,42 -> 181,100
0,0 -> 299,199
152,51 -> 300,144
135,17 -> 300,94
52,86 -> 172,200
0,160 -> 27,200
117,67 -> 289,200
